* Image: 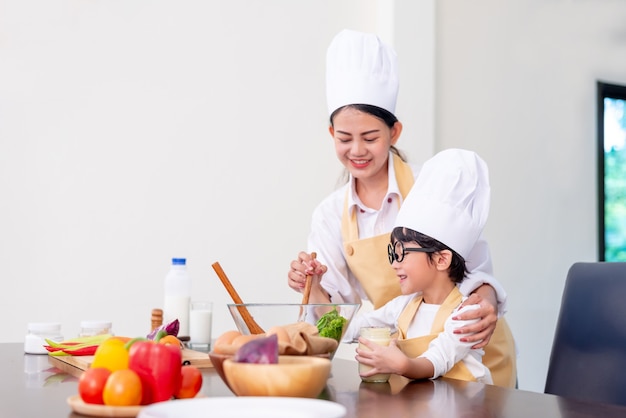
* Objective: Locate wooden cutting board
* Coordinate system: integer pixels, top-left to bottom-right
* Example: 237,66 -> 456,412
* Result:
48,348 -> 213,378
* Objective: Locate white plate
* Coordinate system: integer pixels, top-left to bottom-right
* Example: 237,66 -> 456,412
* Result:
137,397 -> 346,418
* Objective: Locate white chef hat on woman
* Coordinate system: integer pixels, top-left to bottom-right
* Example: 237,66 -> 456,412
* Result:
394,149 -> 491,260
326,29 -> 399,116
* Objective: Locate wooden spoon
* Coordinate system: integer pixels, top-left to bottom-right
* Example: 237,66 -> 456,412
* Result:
211,262 -> 265,334
301,252 -> 317,305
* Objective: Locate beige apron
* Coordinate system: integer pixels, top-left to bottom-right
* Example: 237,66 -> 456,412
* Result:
341,153 -> 414,309
339,153 -> 517,387
395,287 -> 476,382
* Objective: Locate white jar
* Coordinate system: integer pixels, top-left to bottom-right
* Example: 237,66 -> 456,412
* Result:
79,320 -> 113,337
358,326 -> 392,383
24,322 -> 63,355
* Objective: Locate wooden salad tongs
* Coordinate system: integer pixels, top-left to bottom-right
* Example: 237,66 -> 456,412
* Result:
298,252 -> 318,321
211,262 -> 265,334
301,252 -> 317,305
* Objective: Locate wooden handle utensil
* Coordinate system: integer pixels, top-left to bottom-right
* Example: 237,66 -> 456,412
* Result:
301,252 -> 317,305
211,262 -> 265,334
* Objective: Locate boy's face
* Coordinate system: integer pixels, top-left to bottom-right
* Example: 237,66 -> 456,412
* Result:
389,240 -> 439,295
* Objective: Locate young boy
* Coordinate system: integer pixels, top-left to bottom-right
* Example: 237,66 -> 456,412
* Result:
345,148 -> 494,384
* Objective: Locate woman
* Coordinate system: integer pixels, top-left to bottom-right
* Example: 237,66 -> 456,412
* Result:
287,29 -> 516,387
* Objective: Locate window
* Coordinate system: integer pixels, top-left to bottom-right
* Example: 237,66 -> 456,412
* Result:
598,81 -> 626,261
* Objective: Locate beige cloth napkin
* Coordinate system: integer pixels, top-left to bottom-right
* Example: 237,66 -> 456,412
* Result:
278,322 -> 338,356
215,322 -> 338,357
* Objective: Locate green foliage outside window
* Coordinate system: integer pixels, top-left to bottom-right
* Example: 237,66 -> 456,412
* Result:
604,97 -> 626,261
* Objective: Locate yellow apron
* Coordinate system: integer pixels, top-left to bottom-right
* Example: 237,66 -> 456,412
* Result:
341,153 -> 414,309
340,154 -> 517,387
395,287 -> 476,382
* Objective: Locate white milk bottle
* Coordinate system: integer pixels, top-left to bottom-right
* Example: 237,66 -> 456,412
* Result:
163,257 -> 191,337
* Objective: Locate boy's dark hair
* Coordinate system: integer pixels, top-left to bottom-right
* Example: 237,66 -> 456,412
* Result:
390,226 -> 468,284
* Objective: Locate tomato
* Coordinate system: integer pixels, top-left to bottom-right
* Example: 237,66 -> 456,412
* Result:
102,369 -> 143,406
78,367 -> 111,404
174,365 -> 203,399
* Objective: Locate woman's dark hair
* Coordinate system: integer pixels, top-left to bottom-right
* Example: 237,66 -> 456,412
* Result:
390,227 -> 468,284
331,104 -> 406,184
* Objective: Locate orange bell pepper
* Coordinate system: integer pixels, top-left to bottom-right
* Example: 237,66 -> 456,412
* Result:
158,335 -> 182,347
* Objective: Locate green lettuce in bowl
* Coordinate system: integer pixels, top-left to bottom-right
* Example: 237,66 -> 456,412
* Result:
316,307 -> 348,342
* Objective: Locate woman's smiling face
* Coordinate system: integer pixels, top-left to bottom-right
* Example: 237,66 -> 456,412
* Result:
329,107 -> 400,183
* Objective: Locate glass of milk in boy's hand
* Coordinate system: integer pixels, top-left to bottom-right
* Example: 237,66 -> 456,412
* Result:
358,327 -> 392,383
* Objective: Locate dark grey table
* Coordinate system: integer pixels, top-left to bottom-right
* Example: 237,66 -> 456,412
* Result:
2,343 -> 625,417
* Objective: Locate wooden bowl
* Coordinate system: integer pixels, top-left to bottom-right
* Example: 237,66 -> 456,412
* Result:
208,351 -> 233,392
223,355 -> 331,398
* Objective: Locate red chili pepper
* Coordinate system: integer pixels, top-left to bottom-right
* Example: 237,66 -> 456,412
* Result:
44,335 -> 112,356
44,343 -> 99,356
44,342 -> 81,352
128,341 -> 182,404
61,345 -> 98,356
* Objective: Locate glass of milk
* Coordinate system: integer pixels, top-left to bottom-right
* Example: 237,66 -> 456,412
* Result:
358,326 -> 391,383
189,301 -> 213,351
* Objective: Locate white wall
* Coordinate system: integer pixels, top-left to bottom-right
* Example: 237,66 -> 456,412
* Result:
0,0 -> 432,360
436,0 -> 626,391
0,0 -> 369,337
3,0 -> 624,395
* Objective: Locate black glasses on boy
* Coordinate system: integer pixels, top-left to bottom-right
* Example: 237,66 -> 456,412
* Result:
388,241 -> 437,264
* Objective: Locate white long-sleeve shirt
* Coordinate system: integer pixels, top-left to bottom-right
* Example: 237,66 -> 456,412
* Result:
345,293 -> 493,384
307,153 -> 508,315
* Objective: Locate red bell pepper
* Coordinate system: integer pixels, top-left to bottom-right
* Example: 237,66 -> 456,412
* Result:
128,341 -> 182,404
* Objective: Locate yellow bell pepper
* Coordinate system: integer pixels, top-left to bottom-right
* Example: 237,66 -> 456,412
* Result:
90,337 -> 130,372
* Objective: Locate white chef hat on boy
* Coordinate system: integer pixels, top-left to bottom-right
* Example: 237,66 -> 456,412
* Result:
326,29 -> 399,116
394,149 -> 491,260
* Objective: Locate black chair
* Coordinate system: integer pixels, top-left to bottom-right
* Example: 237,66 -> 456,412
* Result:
544,261 -> 626,406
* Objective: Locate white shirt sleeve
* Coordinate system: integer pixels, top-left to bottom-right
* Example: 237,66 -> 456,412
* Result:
342,294 -> 414,342
418,304 -> 493,384
457,234 -> 508,316
307,186 -> 369,305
